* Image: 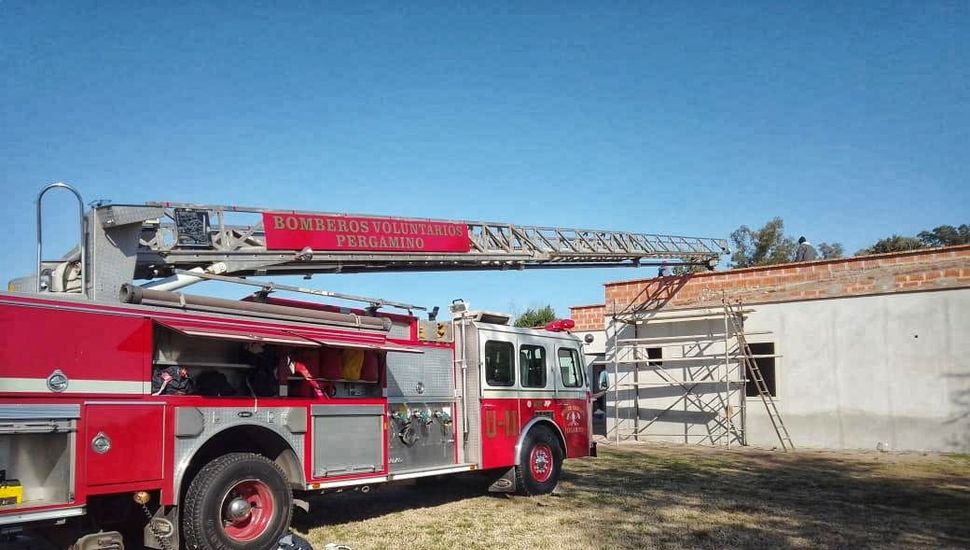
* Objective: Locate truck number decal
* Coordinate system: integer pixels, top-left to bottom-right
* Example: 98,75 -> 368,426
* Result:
484,409 -> 518,439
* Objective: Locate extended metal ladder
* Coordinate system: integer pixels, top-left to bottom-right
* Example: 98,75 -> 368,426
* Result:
120,201 -> 729,278
725,300 -> 794,451
12,184 -> 729,302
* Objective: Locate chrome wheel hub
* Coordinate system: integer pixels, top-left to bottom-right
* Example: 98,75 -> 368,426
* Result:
534,452 -> 549,471
226,498 -> 252,524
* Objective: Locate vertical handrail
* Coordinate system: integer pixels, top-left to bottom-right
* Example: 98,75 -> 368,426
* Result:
36,182 -> 86,296
453,310 -> 470,442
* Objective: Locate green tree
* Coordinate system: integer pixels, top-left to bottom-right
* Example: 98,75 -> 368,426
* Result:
817,242 -> 844,259
855,235 -> 925,256
513,305 -> 557,328
730,217 -> 798,268
671,263 -> 707,276
918,224 -> 970,247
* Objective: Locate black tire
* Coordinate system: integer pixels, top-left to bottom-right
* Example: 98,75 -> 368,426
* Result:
515,426 -> 564,496
182,453 -> 293,550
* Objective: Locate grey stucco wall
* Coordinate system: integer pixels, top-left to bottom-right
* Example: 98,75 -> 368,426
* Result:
601,288 -> 970,452
744,288 -> 970,452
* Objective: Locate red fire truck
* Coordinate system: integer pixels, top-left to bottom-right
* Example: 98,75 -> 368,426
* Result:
0,184 -> 726,550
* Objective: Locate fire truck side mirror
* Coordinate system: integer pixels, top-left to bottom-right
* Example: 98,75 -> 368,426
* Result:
598,370 -> 609,392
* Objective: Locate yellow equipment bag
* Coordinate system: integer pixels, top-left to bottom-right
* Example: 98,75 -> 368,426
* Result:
341,349 -> 365,381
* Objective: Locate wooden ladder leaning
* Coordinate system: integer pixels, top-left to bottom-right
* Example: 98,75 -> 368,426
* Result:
724,300 -> 795,452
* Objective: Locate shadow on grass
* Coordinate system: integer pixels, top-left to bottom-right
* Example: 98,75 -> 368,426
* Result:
292,472 -> 501,529
561,447 -> 970,549
292,446 -> 970,549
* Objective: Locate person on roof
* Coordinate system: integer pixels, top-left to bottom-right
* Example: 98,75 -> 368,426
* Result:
795,236 -> 818,262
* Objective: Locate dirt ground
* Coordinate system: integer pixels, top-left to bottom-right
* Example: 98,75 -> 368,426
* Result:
297,443 -> 970,550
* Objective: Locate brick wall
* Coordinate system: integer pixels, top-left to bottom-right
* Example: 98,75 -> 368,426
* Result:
600,245 -> 970,314
569,304 -> 606,331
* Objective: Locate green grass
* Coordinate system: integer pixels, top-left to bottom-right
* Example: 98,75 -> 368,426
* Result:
295,444 -> 970,549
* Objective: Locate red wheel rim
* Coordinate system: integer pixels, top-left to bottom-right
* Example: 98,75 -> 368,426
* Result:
529,443 -> 554,483
220,479 -> 275,542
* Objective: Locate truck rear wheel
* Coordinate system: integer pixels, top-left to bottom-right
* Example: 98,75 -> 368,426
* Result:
515,426 -> 563,496
182,453 -> 292,550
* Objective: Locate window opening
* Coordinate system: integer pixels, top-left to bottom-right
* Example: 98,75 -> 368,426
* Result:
745,342 -> 776,397
557,348 -> 583,388
485,340 -> 515,387
520,344 -> 547,388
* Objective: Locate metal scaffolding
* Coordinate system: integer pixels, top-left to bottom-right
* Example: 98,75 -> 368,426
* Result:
604,280 -> 788,448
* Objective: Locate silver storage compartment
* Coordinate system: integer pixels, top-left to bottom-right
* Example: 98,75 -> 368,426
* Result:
311,405 -> 383,478
0,406 -> 78,509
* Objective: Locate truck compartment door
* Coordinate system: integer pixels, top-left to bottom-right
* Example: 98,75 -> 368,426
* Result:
311,405 -> 384,478
84,403 -> 165,488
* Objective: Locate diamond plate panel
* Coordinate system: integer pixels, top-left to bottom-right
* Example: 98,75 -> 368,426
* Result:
97,205 -> 166,228
387,320 -> 411,340
386,347 -> 455,399
173,407 -> 305,498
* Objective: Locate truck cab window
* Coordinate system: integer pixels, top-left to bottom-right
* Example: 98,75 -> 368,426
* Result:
519,344 -> 547,388
557,348 -> 583,388
484,340 -> 515,386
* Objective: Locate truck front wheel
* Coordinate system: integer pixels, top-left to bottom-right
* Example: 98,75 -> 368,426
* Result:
515,426 -> 564,495
182,453 -> 292,550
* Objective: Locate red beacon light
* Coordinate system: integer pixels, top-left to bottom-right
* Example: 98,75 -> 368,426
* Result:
544,319 -> 576,332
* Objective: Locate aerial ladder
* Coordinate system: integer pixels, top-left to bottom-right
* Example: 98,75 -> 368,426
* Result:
19,182 -> 729,303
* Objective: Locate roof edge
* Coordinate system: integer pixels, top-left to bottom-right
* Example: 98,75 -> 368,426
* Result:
603,244 -> 970,287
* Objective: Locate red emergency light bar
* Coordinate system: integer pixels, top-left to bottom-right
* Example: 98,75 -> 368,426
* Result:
544,319 -> 575,332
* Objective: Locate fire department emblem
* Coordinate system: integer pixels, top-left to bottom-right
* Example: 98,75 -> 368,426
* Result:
562,405 -> 585,434
565,409 -> 582,426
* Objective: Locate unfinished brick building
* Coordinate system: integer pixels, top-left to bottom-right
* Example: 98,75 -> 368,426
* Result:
572,245 -> 970,452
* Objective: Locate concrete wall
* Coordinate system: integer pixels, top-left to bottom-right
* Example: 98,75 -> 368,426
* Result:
743,288 -> 970,452
599,288 -> 970,452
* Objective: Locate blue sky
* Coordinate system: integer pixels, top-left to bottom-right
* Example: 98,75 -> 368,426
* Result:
2,2 -> 967,317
